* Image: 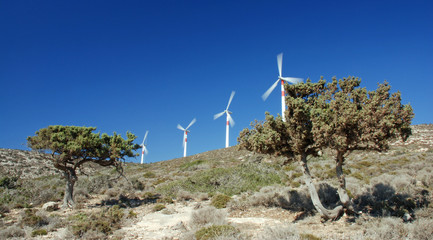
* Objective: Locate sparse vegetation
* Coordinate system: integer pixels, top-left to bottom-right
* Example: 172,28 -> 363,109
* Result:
211,194 -> 231,209
157,163 -> 282,198
31,228 -> 48,237
0,123 -> 432,239
70,205 -> 125,237
195,225 -> 239,240
152,204 -> 166,212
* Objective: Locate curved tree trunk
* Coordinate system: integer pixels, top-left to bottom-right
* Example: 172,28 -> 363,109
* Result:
62,169 -> 77,209
335,151 -> 355,213
299,153 -> 343,220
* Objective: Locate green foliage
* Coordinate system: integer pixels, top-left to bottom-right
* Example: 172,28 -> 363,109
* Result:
195,225 -> 239,240
143,171 -> 156,178
300,233 -> 322,240
312,76 -> 413,160
70,205 -> 124,237
27,125 -> 139,168
157,163 -> 282,197
153,204 -> 166,212
211,194 -> 231,209
31,229 -> 48,237
21,209 -> 48,227
27,125 -> 140,207
180,159 -> 206,171
0,176 -> 18,189
239,76 -> 413,161
128,210 -> 137,218
237,77 -> 414,219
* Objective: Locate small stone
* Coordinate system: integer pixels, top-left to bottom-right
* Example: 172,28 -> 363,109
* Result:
42,201 -> 59,212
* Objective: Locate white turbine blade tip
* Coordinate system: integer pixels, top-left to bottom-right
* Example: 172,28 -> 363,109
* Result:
186,118 -> 196,129
277,53 -> 283,77
228,114 -> 235,127
226,91 -> 235,110
214,111 -> 225,120
177,124 -> 185,131
144,147 -> 148,155
282,77 -> 303,84
143,131 -> 149,142
262,79 -> 279,101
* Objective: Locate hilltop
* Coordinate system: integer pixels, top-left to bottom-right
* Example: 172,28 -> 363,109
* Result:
0,124 -> 432,239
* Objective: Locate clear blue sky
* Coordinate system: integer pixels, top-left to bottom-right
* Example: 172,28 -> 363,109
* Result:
1,0 -> 432,163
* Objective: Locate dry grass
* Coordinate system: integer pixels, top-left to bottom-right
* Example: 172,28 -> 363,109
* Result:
190,206 -> 228,229
0,124 -> 433,239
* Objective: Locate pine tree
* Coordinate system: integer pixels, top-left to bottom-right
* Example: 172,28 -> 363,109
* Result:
27,125 -> 139,208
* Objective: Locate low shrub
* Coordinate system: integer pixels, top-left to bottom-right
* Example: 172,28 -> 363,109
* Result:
300,233 -> 322,240
31,229 -> 48,237
190,206 -> 227,228
70,205 -> 125,237
195,225 -> 238,240
180,159 -> 207,171
143,171 -> 156,178
153,204 -> 166,212
0,176 -> 19,189
157,163 -> 282,197
211,194 -> 231,209
21,209 -> 49,227
0,225 -> 26,238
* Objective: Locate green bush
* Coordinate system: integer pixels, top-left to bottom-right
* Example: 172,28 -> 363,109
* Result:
157,163 -> 282,197
211,194 -> 231,209
143,171 -> 156,178
300,233 -> 321,240
31,229 -> 48,237
195,225 -> 238,240
128,210 -> 137,218
21,209 -> 48,227
70,205 -> 125,237
180,159 -> 206,171
153,204 -> 166,212
0,176 -> 18,189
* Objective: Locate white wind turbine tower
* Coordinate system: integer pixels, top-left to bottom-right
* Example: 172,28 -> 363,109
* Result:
140,131 -> 149,164
214,91 -> 235,148
177,118 -> 196,157
262,53 -> 303,122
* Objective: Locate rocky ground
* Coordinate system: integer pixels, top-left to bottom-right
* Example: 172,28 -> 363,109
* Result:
1,124 -> 432,239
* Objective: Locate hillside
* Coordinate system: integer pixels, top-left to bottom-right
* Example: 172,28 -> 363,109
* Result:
0,124 -> 432,239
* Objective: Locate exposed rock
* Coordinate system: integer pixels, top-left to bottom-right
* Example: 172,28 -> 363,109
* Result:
42,201 -> 59,212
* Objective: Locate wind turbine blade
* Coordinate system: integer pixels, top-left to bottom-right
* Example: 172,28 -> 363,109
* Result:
281,77 -> 303,84
177,124 -> 185,131
143,146 -> 148,155
226,91 -> 235,110
186,118 -> 196,130
277,53 -> 283,77
143,130 -> 149,143
214,111 -> 225,120
262,79 -> 279,101
228,114 -> 235,127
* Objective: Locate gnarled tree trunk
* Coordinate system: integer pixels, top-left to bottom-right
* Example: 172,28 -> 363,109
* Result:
335,151 -> 355,213
62,169 -> 77,208
299,153 -> 343,220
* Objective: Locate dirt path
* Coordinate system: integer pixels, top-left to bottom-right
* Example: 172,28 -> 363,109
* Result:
118,202 -> 364,240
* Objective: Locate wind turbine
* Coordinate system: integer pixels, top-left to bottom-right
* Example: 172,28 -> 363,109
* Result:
177,118 -> 196,157
262,53 -> 303,122
214,91 -> 235,148
140,131 -> 149,164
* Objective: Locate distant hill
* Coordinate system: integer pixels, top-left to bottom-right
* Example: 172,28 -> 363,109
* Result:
0,148 -> 60,179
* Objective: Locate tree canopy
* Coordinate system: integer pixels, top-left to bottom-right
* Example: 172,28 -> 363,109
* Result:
27,125 -> 140,208
238,76 -> 414,220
